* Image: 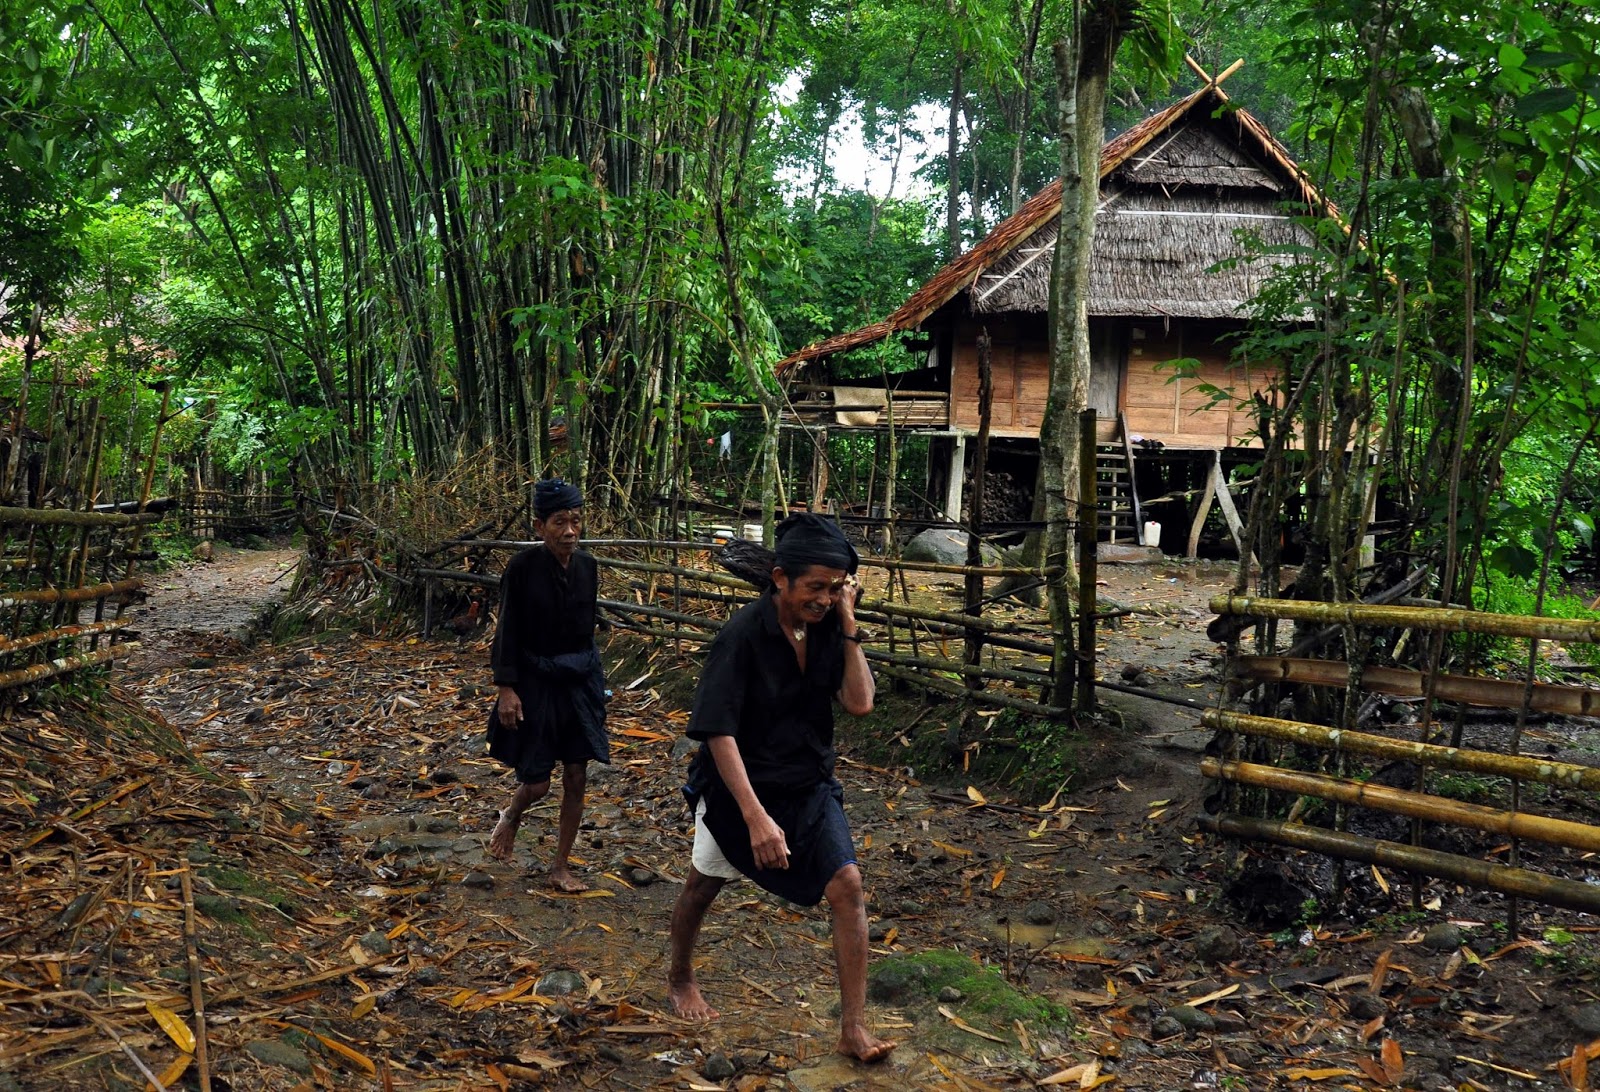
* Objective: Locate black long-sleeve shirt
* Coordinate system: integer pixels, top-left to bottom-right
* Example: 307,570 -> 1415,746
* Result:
490,546 -> 598,687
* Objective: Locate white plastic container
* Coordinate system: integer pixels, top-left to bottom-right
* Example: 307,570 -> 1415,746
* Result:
741,523 -> 764,544
1142,521 -> 1162,548
710,526 -> 734,544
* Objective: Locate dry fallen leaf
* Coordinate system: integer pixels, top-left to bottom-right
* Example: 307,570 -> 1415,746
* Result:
938,1005 -> 1007,1043
145,1001 -> 195,1055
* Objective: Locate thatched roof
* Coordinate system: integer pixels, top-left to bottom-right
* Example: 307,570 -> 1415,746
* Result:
777,83 -> 1339,373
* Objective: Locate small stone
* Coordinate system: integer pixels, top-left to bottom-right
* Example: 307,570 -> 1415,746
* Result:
1191,926 -> 1241,965
807,920 -> 830,938
629,868 -> 656,886
1347,993 -> 1387,1021
899,900 -> 926,916
536,969 -> 586,997
187,657 -> 216,669
349,776 -> 376,791
414,966 -> 442,986
243,707 -> 265,724
359,930 -> 393,956
185,843 -> 216,864
868,960 -> 930,1003
1022,901 -> 1056,926
597,1042 -> 627,1064
703,1052 -> 736,1080
1120,662 -> 1148,682
429,769 -> 459,785
424,816 -> 459,833
1421,923 -> 1462,951
461,871 -> 495,889
1566,1002 -> 1600,1037
671,735 -> 698,759
1150,1015 -> 1184,1039
867,921 -> 891,942
1165,1005 -> 1215,1034
265,745 -> 281,756
937,986 -> 964,1003
245,1039 -> 312,1074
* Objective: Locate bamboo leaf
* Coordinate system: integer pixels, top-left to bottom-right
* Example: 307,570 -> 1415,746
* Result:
145,1001 -> 195,1055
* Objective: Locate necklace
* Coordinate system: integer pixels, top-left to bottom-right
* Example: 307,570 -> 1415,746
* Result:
791,623 -> 806,642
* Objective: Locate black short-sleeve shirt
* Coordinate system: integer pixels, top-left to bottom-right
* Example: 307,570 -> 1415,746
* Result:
685,593 -> 846,795
490,547 -> 598,686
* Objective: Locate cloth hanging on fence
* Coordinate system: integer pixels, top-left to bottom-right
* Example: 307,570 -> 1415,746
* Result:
831,386 -> 887,427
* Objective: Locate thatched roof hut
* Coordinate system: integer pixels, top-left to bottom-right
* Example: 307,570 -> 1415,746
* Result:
777,81 -> 1337,374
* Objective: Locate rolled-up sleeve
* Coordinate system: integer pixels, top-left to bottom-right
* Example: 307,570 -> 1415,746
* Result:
687,630 -> 746,740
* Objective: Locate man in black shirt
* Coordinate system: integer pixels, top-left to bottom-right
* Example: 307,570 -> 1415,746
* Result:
668,514 -> 894,1064
485,479 -> 609,892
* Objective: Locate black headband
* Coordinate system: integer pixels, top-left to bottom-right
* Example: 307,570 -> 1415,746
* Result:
773,512 -> 858,576
534,478 -> 583,518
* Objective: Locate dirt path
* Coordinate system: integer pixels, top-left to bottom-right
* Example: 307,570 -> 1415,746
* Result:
102,554 -> 1600,1091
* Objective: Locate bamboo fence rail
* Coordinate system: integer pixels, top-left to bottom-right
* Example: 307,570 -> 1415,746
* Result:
1206,593 -> 1600,925
417,529 -> 1093,718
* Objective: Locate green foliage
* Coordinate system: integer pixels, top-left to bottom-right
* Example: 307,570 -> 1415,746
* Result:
870,949 -> 1072,1031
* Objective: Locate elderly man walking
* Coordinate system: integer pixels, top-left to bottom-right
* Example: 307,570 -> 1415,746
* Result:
485,478 -> 609,893
667,513 -> 895,1064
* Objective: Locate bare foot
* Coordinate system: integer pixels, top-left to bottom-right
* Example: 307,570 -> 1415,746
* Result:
549,866 -> 588,893
837,1025 -> 895,1064
668,976 -> 719,1021
487,811 -> 518,860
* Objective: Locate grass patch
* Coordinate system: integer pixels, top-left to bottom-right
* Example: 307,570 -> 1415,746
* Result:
868,949 -> 1072,1033
200,865 -> 299,917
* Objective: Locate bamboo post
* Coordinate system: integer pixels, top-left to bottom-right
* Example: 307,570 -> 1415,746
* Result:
1210,595 -> 1600,644
965,330 -> 992,681
1076,408 -> 1098,715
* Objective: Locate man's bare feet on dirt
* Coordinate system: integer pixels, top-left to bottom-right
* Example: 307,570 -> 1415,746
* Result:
837,1026 -> 895,1063
668,976 -> 719,1021
548,865 -> 588,893
487,812 -> 518,860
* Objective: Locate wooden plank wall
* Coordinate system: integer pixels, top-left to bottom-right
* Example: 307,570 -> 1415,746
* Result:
950,317 -> 1273,446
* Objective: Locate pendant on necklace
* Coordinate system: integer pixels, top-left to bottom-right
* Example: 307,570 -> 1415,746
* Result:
791,624 -> 806,642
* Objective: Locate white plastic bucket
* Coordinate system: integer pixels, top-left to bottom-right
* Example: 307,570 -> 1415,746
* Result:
710,526 -> 734,544
1142,521 -> 1162,548
741,523 -> 764,544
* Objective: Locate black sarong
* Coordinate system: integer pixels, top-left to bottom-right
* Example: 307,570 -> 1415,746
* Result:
693,779 -> 855,907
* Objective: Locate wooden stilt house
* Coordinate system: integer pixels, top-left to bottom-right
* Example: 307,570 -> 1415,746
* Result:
776,74 -> 1340,555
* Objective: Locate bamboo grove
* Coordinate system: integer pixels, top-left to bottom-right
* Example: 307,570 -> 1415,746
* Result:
9,0 -> 810,516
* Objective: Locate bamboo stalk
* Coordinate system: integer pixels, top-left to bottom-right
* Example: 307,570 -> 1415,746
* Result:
0,578 -> 142,610
1203,709 -> 1600,791
1199,812 -> 1600,915
179,870 -> 212,1092
0,506 -> 164,528
1235,656 -> 1600,717
0,620 -> 128,657
1211,595 -> 1600,644
1202,757 -> 1600,853
874,662 -> 1068,719
0,643 -> 137,691
440,536 -> 1060,579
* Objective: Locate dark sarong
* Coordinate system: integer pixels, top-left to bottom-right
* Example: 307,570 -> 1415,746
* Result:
486,647 -> 609,783
692,779 -> 855,907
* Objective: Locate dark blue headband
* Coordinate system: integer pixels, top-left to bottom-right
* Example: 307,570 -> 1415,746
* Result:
535,478 -> 583,518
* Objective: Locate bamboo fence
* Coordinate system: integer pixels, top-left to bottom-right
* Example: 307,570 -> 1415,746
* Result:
179,489 -> 297,540
1206,594 -> 1600,921
416,532 -> 1092,718
0,390 -> 165,702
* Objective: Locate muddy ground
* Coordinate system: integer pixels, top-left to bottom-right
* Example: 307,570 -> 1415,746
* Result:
5,546 -> 1600,1091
